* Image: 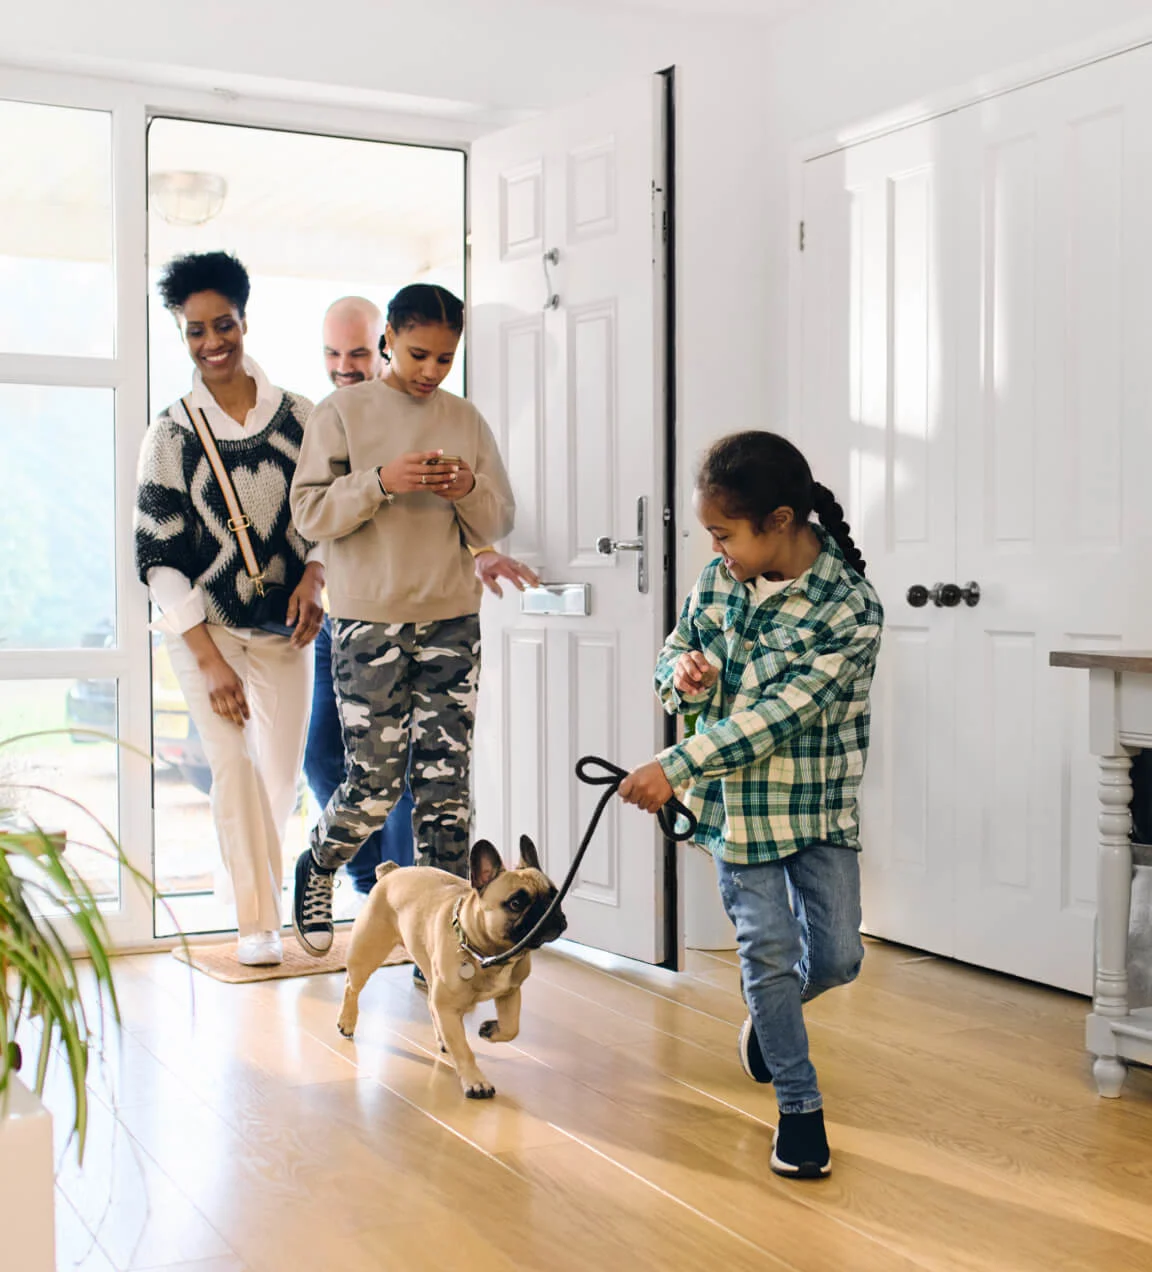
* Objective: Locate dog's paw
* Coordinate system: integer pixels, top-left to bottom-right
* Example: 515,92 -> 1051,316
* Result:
463,1079 -> 496,1100
336,1020 -> 355,1040
480,1019 -> 518,1043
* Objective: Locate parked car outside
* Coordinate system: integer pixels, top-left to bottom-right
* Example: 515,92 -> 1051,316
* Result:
66,622 -> 212,794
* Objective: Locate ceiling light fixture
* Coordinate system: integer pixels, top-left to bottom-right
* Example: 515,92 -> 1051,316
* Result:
148,171 -> 228,226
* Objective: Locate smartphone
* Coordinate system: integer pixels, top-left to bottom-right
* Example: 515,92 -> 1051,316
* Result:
425,454 -> 463,465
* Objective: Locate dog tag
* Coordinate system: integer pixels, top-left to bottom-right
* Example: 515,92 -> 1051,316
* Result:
459,962 -> 476,981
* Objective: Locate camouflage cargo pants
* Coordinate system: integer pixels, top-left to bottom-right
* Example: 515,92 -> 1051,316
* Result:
309,613 -> 480,878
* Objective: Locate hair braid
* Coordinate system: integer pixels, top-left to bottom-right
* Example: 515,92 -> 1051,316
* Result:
811,482 -> 866,576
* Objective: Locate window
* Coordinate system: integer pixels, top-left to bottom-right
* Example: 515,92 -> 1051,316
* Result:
0,100 -> 114,357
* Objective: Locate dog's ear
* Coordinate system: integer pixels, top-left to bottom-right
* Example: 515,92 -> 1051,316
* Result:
517,835 -> 542,872
470,840 -> 505,891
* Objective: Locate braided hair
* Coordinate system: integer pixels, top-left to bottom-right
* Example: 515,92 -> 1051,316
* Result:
381,283 -> 464,362
386,283 -> 463,334
697,431 -> 867,576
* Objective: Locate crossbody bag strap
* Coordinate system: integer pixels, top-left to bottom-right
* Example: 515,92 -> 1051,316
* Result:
180,397 -> 266,595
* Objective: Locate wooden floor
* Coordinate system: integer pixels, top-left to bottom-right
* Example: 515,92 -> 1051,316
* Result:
43,936 -> 1152,1272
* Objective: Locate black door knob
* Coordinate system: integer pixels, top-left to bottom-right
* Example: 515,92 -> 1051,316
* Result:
907,584 -> 929,608
934,582 -> 962,608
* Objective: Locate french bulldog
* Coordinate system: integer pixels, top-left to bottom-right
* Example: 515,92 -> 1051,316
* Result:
337,835 -> 567,1099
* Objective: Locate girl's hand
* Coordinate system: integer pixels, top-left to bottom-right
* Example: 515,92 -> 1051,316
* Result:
674,650 -> 719,695
619,761 -> 675,815
378,451 -> 460,495
287,562 -> 325,649
431,458 -> 476,502
201,654 -> 249,728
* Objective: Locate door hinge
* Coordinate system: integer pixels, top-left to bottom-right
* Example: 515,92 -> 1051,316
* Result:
652,182 -> 668,245
799,220 -> 806,252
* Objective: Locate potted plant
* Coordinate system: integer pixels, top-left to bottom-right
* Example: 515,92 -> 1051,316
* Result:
0,728 -> 161,1270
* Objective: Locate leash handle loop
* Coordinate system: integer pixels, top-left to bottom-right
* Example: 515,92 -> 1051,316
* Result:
476,754 -> 697,968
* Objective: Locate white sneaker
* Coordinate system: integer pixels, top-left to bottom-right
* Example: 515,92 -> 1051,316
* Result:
237,931 -> 283,966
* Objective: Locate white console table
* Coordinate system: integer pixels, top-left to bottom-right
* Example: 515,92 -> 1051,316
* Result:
1051,650 -> 1152,1097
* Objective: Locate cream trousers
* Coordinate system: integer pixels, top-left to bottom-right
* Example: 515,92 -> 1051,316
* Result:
165,626 -> 313,936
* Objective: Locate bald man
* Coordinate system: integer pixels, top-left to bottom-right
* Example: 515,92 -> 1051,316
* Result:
323,295 -> 385,389
305,296 -> 539,897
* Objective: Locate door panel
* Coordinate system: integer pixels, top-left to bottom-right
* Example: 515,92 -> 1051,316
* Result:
801,123 -> 959,955
471,75 -> 670,963
952,55 -> 1152,991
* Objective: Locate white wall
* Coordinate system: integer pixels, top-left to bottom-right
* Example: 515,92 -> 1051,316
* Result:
675,0 -> 1152,586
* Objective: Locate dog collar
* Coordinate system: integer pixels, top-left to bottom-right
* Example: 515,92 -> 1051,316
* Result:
452,896 -> 530,976
452,898 -> 486,979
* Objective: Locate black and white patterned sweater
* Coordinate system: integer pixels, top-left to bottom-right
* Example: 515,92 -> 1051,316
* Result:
134,392 -> 316,629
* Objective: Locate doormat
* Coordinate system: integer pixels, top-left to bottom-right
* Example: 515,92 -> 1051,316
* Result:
172,931 -> 411,984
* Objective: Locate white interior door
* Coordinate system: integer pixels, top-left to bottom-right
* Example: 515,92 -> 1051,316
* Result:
799,121 -> 960,957
951,52 -> 1152,991
470,75 -> 671,963
799,45 -> 1152,992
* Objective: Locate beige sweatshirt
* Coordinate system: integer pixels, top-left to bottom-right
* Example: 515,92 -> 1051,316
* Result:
290,379 -> 515,623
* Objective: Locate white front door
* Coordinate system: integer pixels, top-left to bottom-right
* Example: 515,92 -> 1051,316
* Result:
470,75 -> 672,963
799,45 -> 1152,993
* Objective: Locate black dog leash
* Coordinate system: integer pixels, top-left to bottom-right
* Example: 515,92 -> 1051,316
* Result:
471,754 -> 698,970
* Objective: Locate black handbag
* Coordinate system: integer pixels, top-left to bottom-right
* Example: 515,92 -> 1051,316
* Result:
181,398 -> 300,637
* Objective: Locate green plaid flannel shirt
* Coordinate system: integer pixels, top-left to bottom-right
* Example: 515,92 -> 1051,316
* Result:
655,529 -> 883,865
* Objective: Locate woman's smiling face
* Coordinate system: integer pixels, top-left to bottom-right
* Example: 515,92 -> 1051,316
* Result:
178,289 -> 247,383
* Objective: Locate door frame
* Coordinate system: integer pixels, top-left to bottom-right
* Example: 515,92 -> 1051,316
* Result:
657,67 -> 682,970
0,58 -> 680,955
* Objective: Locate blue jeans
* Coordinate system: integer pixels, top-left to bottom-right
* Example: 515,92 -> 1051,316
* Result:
304,617 -> 414,893
715,843 -> 864,1114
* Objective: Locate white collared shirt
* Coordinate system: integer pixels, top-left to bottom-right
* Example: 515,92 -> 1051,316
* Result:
147,357 -> 320,635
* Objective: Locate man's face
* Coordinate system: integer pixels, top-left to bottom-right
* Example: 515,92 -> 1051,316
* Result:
323,311 -> 383,387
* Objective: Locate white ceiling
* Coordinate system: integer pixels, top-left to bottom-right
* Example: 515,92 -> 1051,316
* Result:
8,0 -> 804,120
548,0 -> 806,14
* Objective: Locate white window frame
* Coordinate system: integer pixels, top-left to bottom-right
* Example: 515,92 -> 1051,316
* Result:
0,62 -> 476,949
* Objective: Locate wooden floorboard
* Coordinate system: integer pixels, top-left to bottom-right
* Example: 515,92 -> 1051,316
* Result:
39,936 -> 1152,1272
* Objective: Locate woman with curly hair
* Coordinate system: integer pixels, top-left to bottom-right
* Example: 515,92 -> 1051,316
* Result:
134,251 -> 324,967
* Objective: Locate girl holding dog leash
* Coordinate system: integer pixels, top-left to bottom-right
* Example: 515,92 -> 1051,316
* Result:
619,431 -> 884,1180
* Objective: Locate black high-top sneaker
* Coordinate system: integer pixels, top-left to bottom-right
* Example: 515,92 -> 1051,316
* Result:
771,1109 -> 832,1179
293,849 -> 337,957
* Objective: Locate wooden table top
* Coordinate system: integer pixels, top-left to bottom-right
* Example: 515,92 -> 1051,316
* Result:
1050,650 -> 1152,674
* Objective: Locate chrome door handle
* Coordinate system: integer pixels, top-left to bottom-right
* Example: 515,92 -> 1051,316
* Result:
595,496 -> 648,594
